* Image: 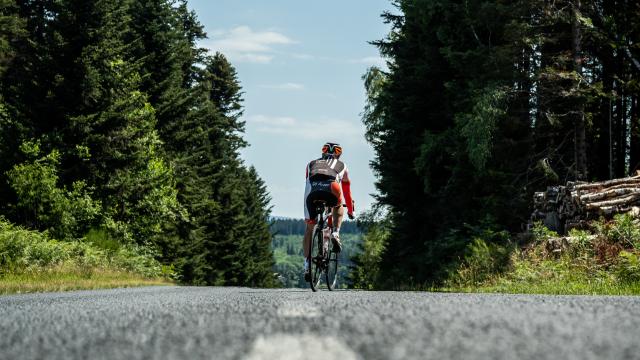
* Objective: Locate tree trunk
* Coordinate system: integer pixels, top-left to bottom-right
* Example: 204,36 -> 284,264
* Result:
572,0 -> 587,180
630,96 -> 640,173
614,50 -> 626,177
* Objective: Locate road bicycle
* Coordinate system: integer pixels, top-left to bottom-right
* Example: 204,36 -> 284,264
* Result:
307,201 -> 340,292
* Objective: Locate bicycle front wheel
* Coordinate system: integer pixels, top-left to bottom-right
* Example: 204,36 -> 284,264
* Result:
308,227 -> 323,292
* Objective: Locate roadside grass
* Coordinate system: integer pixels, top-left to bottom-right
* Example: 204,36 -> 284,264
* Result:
463,280 -> 640,295
443,215 -> 640,296
445,265 -> 640,295
0,267 -> 172,295
0,218 -> 173,295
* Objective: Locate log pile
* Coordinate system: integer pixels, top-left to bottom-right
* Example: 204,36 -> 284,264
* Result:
531,173 -> 640,233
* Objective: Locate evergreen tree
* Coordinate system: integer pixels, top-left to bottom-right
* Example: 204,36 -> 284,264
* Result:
0,0 -> 26,213
0,0 -> 285,288
172,53 -> 274,286
362,0 -> 534,285
0,0 -> 25,76
2,0 -> 182,248
358,0 -> 640,288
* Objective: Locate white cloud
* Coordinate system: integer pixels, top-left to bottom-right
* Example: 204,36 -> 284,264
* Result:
246,115 -> 364,142
236,54 -> 273,64
204,26 -> 294,64
259,83 -> 305,91
350,56 -> 387,67
292,53 -> 314,60
248,115 -> 297,127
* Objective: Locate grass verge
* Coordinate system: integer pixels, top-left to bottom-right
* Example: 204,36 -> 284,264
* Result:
446,273 -> 640,296
443,215 -> 640,296
1,218 -> 173,295
0,267 -> 172,295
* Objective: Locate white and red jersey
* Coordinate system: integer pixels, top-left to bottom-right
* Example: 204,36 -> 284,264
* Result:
304,157 -> 354,219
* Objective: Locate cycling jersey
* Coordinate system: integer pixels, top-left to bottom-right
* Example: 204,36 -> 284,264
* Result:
304,157 -> 353,223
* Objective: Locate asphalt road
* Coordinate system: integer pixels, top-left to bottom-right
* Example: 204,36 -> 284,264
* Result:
1,286 -> 639,360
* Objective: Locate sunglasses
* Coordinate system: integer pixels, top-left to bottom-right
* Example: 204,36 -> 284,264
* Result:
322,144 -> 342,156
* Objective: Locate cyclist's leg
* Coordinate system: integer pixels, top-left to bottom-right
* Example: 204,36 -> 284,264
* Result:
303,221 -> 314,260
332,205 -> 344,233
329,181 -> 345,233
303,188 -> 320,278
303,182 -> 313,260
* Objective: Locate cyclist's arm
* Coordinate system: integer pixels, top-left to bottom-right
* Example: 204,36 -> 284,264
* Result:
341,168 -> 354,215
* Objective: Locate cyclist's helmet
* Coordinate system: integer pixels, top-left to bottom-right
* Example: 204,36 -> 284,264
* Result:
322,142 -> 342,159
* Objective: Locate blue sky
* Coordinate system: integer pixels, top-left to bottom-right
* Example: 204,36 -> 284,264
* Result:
187,0 -> 394,218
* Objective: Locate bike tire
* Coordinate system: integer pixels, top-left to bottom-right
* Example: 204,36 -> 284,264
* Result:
326,249 -> 338,291
309,227 -> 323,292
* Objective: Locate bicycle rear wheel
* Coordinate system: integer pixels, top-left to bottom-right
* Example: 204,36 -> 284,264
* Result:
326,249 -> 338,290
308,227 -> 324,292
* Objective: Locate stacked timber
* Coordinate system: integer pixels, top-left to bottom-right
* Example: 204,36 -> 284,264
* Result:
531,174 -> 640,234
570,176 -> 640,215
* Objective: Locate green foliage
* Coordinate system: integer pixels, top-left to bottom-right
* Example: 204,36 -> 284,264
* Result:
596,214 -> 640,248
271,218 -> 360,235
359,0 -> 536,288
458,86 -> 508,171
358,0 -> 640,289
85,228 -> 120,253
616,251 -> 640,283
444,219 -> 640,294
272,232 -> 363,288
7,145 -> 101,240
0,0 -> 25,76
567,228 -> 594,256
532,221 -> 559,242
0,218 -> 164,278
350,210 -> 389,290
166,53 -> 274,287
0,0 -> 275,288
446,237 -> 514,287
273,247 -> 305,288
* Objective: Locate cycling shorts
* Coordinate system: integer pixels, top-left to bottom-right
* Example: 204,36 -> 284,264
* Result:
304,180 -> 342,224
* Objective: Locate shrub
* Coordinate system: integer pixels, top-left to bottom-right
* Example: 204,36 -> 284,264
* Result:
111,245 -> 163,278
0,218 -> 164,278
610,214 -> 640,248
532,221 -> 558,242
616,251 -> 640,282
6,143 -> 102,240
350,210 -> 390,289
446,237 -> 513,287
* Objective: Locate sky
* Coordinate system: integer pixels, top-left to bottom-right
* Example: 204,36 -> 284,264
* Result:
187,0 -> 394,218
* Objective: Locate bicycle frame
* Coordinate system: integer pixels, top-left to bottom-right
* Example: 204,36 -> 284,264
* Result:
308,201 -> 339,291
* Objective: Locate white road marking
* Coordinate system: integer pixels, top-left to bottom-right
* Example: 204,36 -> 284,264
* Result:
277,302 -> 320,318
245,334 -> 360,360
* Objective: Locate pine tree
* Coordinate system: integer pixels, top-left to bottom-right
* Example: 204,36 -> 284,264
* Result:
176,53 -> 274,286
357,0 -> 640,289
0,0 -> 26,214
1,0 -> 275,286
362,0 -> 538,286
233,166 -> 275,287
2,0 -> 182,249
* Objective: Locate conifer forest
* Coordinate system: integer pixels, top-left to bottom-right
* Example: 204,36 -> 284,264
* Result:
356,0 -> 640,288
0,0 -> 274,287
2,0 -> 640,291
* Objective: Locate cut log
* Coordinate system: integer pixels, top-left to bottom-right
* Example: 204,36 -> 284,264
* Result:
584,194 -> 640,210
573,176 -> 640,191
532,176 -> 640,234
579,188 -> 640,203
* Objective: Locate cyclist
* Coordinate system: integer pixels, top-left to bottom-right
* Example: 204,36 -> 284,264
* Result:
303,142 -> 354,281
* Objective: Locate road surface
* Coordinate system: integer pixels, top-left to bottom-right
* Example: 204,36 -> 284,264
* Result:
1,287 -> 639,359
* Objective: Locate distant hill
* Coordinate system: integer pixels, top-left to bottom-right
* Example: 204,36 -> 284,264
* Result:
270,218 -> 361,236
